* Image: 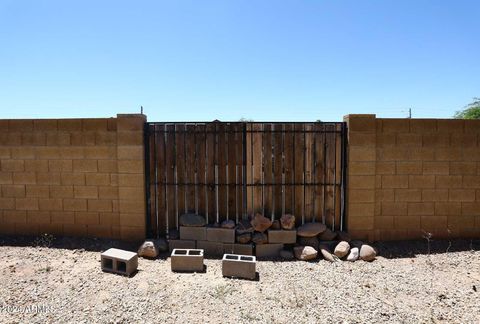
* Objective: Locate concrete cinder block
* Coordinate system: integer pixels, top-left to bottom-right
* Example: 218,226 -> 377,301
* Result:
196,240 -> 224,257
180,226 -> 207,241
268,230 -> 297,244
222,254 -> 256,280
255,243 -> 284,259
101,248 -> 138,276
223,243 -> 254,255
171,249 -> 204,272
206,227 -> 235,243
168,239 -> 196,252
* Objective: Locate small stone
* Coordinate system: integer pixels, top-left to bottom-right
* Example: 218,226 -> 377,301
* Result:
252,232 -> 268,244
360,244 -> 376,261
271,220 -> 281,230
335,231 -> 351,242
250,213 -> 272,232
334,241 -> 350,258
280,214 -> 296,230
179,213 -> 206,227
347,247 -> 359,262
138,240 -> 158,258
293,246 -> 318,261
236,219 -> 254,235
236,233 -> 251,244
319,244 -> 338,262
280,249 -> 294,260
297,222 -> 327,237
297,236 -> 320,251
221,220 -> 235,229
318,228 -> 337,241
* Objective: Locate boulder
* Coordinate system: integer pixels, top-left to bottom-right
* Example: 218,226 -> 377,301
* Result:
221,219 -> 235,229
250,213 -> 272,232
318,228 -> 337,241
271,220 -> 281,230
138,240 -> 161,258
347,247 -> 359,262
335,231 -> 351,242
297,222 -> 327,237
334,241 -> 350,258
297,236 -> 320,251
236,219 -> 254,235
252,232 -> 268,244
236,233 -> 252,244
280,249 -> 294,260
293,246 -> 318,261
360,244 -> 377,261
319,244 -> 339,262
280,214 -> 296,230
179,213 -> 206,227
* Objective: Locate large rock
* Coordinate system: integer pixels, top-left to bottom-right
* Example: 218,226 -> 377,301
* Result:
335,231 -> 351,242
236,219 -> 254,234
334,241 -> 350,258
297,236 -> 320,251
179,213 -> 206,227
236,232 -> 252,244
271,220 -> 281,230
280,249 -> 294,260
252,232 -> 268,244
221,219 -> 235,229
250,213 -> 272,232
297,222 -> 327,237
138,239 -> 167,258
319,244 -> 339,262
280,214 -> 296,230
318,228 -> 337,241
293,246 -> 318,261
347,247 -> 359,262
360,244 -> 377,261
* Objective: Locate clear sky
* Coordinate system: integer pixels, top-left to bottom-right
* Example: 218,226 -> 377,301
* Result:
0,1 -> 479,122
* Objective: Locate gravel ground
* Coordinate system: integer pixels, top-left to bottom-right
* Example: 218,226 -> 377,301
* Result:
0,235 -> 479,324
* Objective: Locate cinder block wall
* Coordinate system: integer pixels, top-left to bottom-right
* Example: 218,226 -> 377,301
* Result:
345,114 -> 480,241
0,114 -> 146,241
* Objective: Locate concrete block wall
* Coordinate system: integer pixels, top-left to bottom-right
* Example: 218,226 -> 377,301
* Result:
0,114 -> 146,241
345,114 -> 480,241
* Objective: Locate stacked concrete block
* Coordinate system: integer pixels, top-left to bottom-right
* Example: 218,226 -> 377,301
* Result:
180,226 -> 206,241
223,243 -> 254,256
255,243 -> 284,259
206,227 -> 235,243
196,240 -> 224,257
101,248 -> 138,276
171,249 -> 204,272
222,254 -> 256,280
268,230 -> 297,244
168,239 -> 196,252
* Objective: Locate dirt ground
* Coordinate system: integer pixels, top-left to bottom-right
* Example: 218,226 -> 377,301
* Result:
0,235 -> 479,324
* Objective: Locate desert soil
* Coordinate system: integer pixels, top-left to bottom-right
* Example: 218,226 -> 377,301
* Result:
0,235 -> 479,324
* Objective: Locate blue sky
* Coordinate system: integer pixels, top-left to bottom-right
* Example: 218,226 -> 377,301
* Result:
0,1 -> 479,122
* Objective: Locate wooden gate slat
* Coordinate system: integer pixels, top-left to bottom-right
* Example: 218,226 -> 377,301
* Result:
304,124 -> 314,223
294,123 -> 305,226
165,124 -> 176,230
155,124 -> 166,236
185,124 -> 196,213
217,123 -> 227,223
227,123 -> 237,221
325,124 -> 336,229
237,124 -> 245,220
252,123 -> 263,215
196,124 -> 206,216
246,123 -> 253,216
273,124 -> 283,220
283,124 -> 294,215
206,123 -> 216,224
263,124 -> 273,220
176,124 -> 186,216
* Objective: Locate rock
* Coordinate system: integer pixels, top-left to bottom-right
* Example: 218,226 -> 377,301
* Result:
318,228 -> 337,241
221,220 -> 235,229
179,213 -> 206,227
280,214 -> 296,230
236,233 -> 251,244
347,247 -> 359,262
138,240 -> 159,258
168,229 -> 179,240
293,246 -> 318,261
360,244 -> 377,261
319,244 -> 339,262
334,241 -> 350,258
297,222 -> 327,237
297,236 -> 320,251
280,249 -> 294,260
236,219 -> 254,235
250,213 -> 272,232
271,220 -> 281,230
252,232 -> 268,244
335,231 -> 351,242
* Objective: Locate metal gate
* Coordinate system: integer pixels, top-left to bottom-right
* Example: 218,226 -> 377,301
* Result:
145,121 -> 347,238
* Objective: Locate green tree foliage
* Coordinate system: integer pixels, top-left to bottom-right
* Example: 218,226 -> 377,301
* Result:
454,98 -> 480,119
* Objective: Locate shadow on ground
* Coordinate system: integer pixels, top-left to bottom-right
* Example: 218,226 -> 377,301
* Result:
375,239 -> 480,259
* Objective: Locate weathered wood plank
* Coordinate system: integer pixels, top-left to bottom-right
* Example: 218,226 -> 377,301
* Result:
246,123 -> 253,216
252,123 -> 263,214
165,124 -> 177,230
185,124 -> 196,213
263,124 -> 273,220
227,123 -> 237,221
304,124 -> 314,223
314,123 -> 325,223
176,124 -> 186,216
205,123 -> 216,224
155,124 -> 166,236
217,122 -> 227,223
196,124 -> 206,216
294,123 -> 305,226
273,124 -> 283,220
283,124 -> 294,216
